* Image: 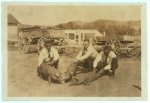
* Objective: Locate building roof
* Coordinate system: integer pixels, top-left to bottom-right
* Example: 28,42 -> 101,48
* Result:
47,29 -> 66,38
8,13 -> 20,25
64,29 -> 103,36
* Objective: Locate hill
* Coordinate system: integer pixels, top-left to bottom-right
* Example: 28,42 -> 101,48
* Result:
49,19 -> 141,36
8,13 -> 20,25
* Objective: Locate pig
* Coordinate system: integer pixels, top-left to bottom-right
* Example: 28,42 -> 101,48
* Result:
68,68 -> 117,86
68,71 -> 101,86
37,63 -> 61,84
64,62 -> 78,82
64,62 -> 91,83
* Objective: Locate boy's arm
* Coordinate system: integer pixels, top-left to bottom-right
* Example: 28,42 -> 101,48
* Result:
104,58 -> 112,70
93,52 -> 102,68
53,49 -> 59,61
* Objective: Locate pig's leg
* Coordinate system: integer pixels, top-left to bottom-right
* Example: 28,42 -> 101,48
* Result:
69,77 -> 82,86
48,76 -> 52,85
37,66 -> 43,79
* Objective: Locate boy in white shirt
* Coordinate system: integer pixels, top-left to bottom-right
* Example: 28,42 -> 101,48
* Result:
93,45 -> 118,78
74,39 -> 98,70
38,40 -> 59,69
37,39 -> 60,79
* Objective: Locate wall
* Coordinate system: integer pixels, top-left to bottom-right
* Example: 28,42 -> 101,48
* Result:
7,25 -> 18,42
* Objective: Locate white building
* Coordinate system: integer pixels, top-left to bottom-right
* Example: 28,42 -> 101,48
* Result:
64,29 -> 103,45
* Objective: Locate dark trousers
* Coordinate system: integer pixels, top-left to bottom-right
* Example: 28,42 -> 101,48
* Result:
77,56 -> 95,71
96,57 -> 118,75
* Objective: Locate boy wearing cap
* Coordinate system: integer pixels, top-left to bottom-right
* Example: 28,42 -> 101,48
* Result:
37,39 -> 60,80
38,40 -> 59,69
93,45 -> 118,78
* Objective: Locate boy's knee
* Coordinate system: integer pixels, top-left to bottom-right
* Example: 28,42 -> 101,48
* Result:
96,62 -> 106,70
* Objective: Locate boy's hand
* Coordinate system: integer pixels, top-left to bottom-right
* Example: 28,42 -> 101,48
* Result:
49,60 -> 56,65
104,65 -> 111,70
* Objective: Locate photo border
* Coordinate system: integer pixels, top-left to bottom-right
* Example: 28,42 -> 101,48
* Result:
1,2 -> 147,101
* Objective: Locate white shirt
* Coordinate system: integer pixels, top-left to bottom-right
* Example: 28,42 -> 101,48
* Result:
38,47 -> 59,66
93,51 -> 116,69
76,45 -> 98,61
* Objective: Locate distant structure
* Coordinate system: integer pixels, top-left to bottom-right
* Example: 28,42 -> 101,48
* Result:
7,13 -> 20,42
47,29 -> 65,38
64,29 -> 103,45
47,29 -> 103,45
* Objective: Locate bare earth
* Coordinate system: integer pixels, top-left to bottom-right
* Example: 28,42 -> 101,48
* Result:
8,48 -> 141,97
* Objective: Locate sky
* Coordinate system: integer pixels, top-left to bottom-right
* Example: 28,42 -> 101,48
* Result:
7,4 -> 141,26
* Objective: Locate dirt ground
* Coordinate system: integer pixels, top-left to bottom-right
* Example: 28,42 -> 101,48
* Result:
7,46 -> 141,97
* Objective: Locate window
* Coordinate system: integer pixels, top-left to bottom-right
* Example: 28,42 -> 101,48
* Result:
81,33 -> 83,41
76,35 -> 79,39
69,33 -> 75,40
76,35 -> 79,43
